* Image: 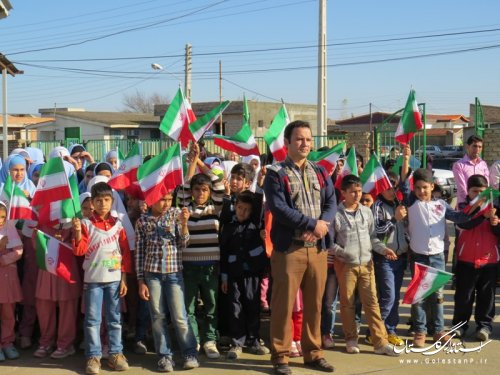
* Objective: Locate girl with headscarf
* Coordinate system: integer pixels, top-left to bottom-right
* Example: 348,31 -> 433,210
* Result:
78,163 -> 96,195
28,162 -> 45,186
0,154 -> 37,198
104,150 -> 119,171
94,162 -> 113,179
241,155 -> 261,192
69,144 -> 94,183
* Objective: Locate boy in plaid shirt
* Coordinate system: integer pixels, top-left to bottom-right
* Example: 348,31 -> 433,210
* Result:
135,193 -> 199,372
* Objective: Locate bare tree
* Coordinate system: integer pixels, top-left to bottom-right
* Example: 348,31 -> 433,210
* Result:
122,90 -> 169,114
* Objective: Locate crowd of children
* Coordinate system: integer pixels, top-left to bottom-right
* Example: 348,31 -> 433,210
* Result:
0,134 -> 498,374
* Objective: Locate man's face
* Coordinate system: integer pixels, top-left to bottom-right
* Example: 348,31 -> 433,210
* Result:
285,126 -> 312,161
467,141 -> 483,160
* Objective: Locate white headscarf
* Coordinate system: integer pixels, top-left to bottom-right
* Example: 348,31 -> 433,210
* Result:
242,155 -> 261,192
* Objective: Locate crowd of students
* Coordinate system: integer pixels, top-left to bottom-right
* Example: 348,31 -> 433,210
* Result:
0,126 -> 498,375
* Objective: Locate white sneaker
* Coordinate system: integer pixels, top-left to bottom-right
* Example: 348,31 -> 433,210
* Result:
203,340 -> 220,359
322,334 -> 335,349
346,340 -> 360,354
374,343 -> 399,357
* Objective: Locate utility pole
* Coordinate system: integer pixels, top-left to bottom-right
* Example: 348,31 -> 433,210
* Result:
369,102 -> 373,151
317,0 -> 327,137
184,43 -> 192,102
219,60 -> 223,135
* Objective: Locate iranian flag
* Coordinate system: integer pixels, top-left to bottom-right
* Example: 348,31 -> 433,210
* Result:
31,157 -> 72,206
263,104 -> 290,162
35,230 -> 78,284
38,172 -> 82,227
308,142 -> 346,174
108,143 -> 142,191
360,154 -> 393,199
403,263 -> 452,304
137,143 -> 183,206
395,89 -> 424,145
159,88 -> 196,147
463,187 -> 500,219
335,146 -> 358,189
189,100 -> 230,141
0,175 -> 37,220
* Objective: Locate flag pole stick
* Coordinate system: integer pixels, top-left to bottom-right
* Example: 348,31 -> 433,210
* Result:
7,176 -> 15,221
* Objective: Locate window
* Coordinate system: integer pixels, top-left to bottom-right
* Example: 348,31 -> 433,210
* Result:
110,129 -> 121,137
150,129 -> 160,139
127,129 -> 139,139
258,120 -> 264,128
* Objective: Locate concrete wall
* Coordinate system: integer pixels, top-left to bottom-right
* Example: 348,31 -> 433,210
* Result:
482,128 -> 500,165
345,130 -> 371,165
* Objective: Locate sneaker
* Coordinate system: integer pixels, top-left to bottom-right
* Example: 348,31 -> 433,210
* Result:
157,356 -> 175,372
289,341 -> 302,358
273,363 -> 292,375
108,353 -> 129,371
19,336 -> 32,349
364,335 -> 373,345
433,332 -> 453,344
134,341 -> 147,355
388,333 -> 404,346
322,334 -> 335,349
476,328 -> 490,342
33,346 -> 53,358
226,346 -> 242,359
51,346 -> 76,359
101,345 -> 109,360
203,340 -> 220,359
86,356 -> 101,375
413,332 -> 426,348
0,349 -> 5,362
374,343 -> 399,357
183,355 -> 199,370
346,339 -> 360,354
3,346 -> 20,360
250,343 -> 270,355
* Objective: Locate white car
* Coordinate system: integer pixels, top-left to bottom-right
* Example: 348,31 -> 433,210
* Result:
432,168 -> 456,203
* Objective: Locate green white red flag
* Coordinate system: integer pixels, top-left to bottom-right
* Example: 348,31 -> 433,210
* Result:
0,175 -> 37,220
335,146 -> 358,189
463,187 -> 500,219
213,96 -> 260,156
108,143 -> 142,191
189,100 -> 230,142
360,154 -> 393,199
159,88 -> 197,147
308,142 -> 346,174
403,263 -> 452,304
137,143 -> 183,206
35,230 -> 78,284
395,89 -> 424,145
264,104 -> 290,162
31,157 -> 72,206
37,172 -> 82,227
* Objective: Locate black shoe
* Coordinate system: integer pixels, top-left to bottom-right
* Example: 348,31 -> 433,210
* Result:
273,363 -> 292,375
304,358 -> 335,372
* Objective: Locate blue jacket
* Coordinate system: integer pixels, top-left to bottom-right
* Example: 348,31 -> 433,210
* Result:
263,161 -> 336,252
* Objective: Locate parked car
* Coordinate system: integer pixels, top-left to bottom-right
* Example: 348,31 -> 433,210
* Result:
415,145 -> 443,159
440,145 -> 464,158
432,168 -> 456,203
431,158 -> 460,171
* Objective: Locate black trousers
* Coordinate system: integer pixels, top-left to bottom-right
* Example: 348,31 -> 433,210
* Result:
228,275 -> 261,348
452,261 -> 497,332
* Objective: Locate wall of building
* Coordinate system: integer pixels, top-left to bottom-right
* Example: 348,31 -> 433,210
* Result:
483,128 -> 500,165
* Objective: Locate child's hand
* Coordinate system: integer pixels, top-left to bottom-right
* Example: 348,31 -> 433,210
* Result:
402,145 -> 411,160
223,178 -> 231,195
484,207 -> 496,219
221,281 -> 228,294
178,207 -> 190,225
260,229 -> 267,241
0,236 -> 8,251
490,215 -> 499,226
72,217 -> 81,232
23,189 -> 30,199
81,151 -> 94,163
138,281 -> 150,301
119,280 -> 128,297
395,205 -> 407,221
383,248 -> 398,261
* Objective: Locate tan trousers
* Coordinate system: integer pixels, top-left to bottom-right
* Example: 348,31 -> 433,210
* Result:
270,245 -> 327,364
334,260 -> 388,349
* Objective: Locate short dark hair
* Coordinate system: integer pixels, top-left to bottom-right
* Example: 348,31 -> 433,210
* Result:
340,174 -> 362,191
467,174 -> 488,190
235,190 -> 254,206
85,163 -> 97,174
413,168 -> 434,184
190,173 -> 212,190
284,120 -> 311,142
230,163 -> 255,181
467,135 -> 483,145
91,182 -> 114,199
386,170 -> 399,185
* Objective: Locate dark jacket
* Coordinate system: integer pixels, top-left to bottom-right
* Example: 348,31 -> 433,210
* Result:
263,160 -> 336,252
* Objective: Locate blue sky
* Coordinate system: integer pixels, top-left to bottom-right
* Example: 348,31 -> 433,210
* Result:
2,0 -> 500,119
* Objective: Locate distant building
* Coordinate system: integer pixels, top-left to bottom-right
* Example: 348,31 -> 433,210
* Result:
1,114 -> 54,144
